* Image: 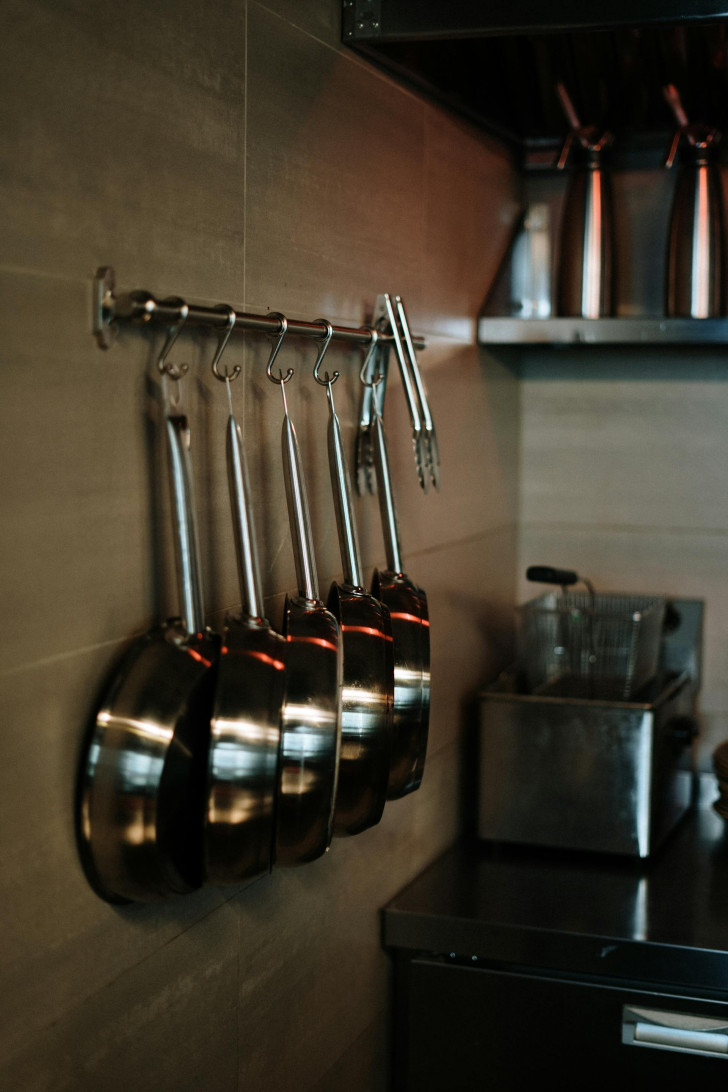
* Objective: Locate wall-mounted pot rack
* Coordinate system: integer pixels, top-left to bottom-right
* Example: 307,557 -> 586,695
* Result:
92,266 -> 426,353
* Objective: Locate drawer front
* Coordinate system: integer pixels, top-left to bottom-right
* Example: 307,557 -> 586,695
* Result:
396,958 -> 728,1091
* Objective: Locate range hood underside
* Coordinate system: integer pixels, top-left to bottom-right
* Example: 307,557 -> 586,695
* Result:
345,2 -> 728,167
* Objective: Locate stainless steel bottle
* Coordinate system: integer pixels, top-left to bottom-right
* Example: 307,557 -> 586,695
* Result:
664,85 -> 724,318
555,83 -> 615,318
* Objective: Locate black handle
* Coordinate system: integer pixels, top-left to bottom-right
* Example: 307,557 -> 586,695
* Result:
526,565 -> 579,587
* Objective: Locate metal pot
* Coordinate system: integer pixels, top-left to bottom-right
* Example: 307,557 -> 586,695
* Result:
79,378 -> 218,902
369,370 -> 430,799
205,357 -> 286,884
319,365 -> 394,836
273,364 -> 342,866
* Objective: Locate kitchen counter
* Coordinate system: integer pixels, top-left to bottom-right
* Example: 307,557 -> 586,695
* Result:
384,782 -> 728,995
383,785 -> 728,1088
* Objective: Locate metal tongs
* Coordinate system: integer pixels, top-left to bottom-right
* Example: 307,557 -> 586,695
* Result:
355,293 -> 440,495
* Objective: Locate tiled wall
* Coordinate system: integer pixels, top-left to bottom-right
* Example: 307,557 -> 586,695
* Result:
0,1 -> 521,1089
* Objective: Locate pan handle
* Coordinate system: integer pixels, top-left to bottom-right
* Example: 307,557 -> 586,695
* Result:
227,413 -> 265,621
371,389 -> 404,576
281,384 -> 319,601
526,565 -> 579,586
326,381 -> 364,589
165,412 -> 206,636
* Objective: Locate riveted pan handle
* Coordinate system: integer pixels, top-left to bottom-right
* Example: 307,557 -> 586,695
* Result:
227,413 -> 265,621
281,385 -> 319,601
165,412 -> 206,636
526,565 -> 579,587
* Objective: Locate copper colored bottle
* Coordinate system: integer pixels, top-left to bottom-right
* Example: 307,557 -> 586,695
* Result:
557,138 -> 615,318
663,84 -> 724,318
554,83 -> 615,318
665,131 -> 724,318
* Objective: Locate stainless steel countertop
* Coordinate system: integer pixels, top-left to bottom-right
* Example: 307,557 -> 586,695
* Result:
383,782 -> 728,995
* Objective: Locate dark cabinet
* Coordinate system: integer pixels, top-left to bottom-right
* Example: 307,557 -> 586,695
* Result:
394,956 -> 728,1090
384,796 -> 728,1090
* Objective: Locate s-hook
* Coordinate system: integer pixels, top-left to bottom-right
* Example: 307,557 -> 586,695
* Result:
359,327 -> 381,387
265,312 -> 294,385
156,297 -> 190,380
210,304 -> 240,383
355,327 -> 386,496
312,319 -> 337,386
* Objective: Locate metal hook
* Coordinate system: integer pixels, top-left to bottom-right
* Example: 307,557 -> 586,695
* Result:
265,312 -> 294,385
312,318 -> 337,386
210,304 -> 240,383
156,297 -> 190,379
359,327 -> 384,387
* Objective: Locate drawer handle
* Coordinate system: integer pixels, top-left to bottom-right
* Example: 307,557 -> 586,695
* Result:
623,1006 -> 728,1059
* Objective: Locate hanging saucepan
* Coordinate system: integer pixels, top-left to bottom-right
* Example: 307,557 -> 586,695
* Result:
78,307 -> 219,902
313,328 -> 394,836
205,309 -> 286,884
270,317 -> 342,866
368,353 -> 430,798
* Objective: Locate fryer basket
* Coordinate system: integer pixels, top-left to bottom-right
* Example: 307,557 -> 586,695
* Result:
518,591 -> 667,700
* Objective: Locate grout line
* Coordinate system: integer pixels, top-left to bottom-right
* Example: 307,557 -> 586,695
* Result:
250,0 -> 339,51
0,636 -> 134,682
0,525 -> 514,681
519,521 -> 728,539
249,0 -> 450,110
0,264 -> 91,284
405,524 -> 516,562
21,893 -> 245,1045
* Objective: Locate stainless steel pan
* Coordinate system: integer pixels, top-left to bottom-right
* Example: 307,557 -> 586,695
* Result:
79,378 -> 219,902
320,362 -> 394,836
205,347 -> 286,884
369,371 -> 430,799
273,363 -> 341,866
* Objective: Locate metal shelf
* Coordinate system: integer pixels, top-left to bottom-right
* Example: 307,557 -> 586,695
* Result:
477,316 -> 728,346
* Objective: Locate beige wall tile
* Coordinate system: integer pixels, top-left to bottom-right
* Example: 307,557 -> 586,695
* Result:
423,107 -> 521,340
0,273 -> 157,673
309,1020 -> 388,1092
0,646 -> 229,1066
257,0 -> 343,48
520,351 -> 728,531
2,904 -> 239,1092
0,0 -> 247,299
373,343 -> 521,562
245,3 -> 426,323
